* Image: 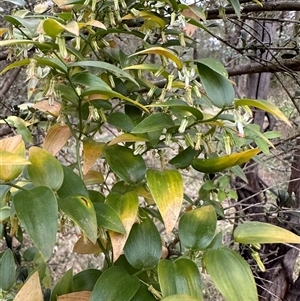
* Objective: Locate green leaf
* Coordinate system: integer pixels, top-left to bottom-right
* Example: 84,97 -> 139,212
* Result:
94,202 -> 126,234
58,195 -> 97,243
6,116 -> 33,143
123,64 -> 169,78
43,19 -> 79,37
197,63 -> 234,108
158,258 -> 203,300
195,58 -> 228,78
0,249 -> 16,291
235,98 -> 291,126
191,148 -> 261,173
13,187 -> 58,260
207,232 -> 223,249
107,112 -> 135,132
70,61 -> 139,87
90,266 -> 140,301
73,269 -> 102,292
71,72 -> 110,88
234,221 -> 300,244
146,169 -> 183,233
57,165 -> 89,198
131,284 -> 158,301
169,147 -> 199,169
227,0 -> 241,19
132,113 -> 175,133
203,247 -> 257,301
0,206 -> 10,222
28,146 -> 64,191
124,209 -> 162,269
51,268 -> 73,301
108,133 -> 149,146
105,145 -> 146,184
178,205 -> 217,251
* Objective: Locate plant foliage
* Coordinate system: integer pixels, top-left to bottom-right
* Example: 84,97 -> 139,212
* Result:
0,0 -> 296,300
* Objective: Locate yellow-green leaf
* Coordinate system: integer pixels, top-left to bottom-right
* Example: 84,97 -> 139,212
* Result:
203,247 -> 258,301
0,135 -> 29,181
122,11 -> 165,28
108,133 -> 148,146
130,47 -> 183,70
146,169 -> 183,233
234,221 -> 300,244
191,148 -> 261,173
235,98 -> 291,126
105,192 -> 139,261
28,146 -> 64,191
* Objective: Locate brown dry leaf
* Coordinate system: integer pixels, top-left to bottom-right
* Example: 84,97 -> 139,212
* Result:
14,271 -> 43,301
52,0 -> 74,11
73,235 -> 103,254
182,5 -> 200,37
82,139 -> 105,175
33,100 -> 61,117
43,125 -> 71,156
0,134 -> 23,152
57,291 -> 91,301
83,169 -> 104,185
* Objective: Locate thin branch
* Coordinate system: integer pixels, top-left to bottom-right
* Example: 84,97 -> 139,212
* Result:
0,68 -> 21,98
206,1 -> 300,20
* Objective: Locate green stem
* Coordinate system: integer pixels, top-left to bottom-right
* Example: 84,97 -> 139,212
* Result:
97,238 -> 112,267
0,181 -> 27,191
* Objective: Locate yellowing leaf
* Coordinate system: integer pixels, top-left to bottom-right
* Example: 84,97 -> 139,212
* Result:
84,20 -> 106,29
192,148 -> 261,173
146,169 -> 183,233
234,221 -> 300,244
83,170 -> 104,185
0,28 -> 8,37
130,47 -> 183,70
43,125 -> 71,156
122,11 -> 165,28
43,19 -> 79,37
14,271 -> 43,301
106,192 -> 139,261
0,135 -> 29,181
235,98 -> 291,127
108,133 -> 148,146
82,139 -> 105,175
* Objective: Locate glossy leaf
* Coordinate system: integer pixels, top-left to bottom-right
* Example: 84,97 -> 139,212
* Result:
94,202 -> 126,233
43,125 -> 71,156
195,58 -> 228,78
0,135 -> 29,181
83,170 -> 104,185
107,112 -> 135,132
14,271 -> 43,301
158,258 -> 203,299
131,112 -> 175,133
178,205 -> 217,251
197,62 -> 234,108
70,61 -> 139,86
124,209 -> 162,269
131,284 -> 158,301
105,145 -> 146,184
90,266 -> 139,301
235,98 -> 291,126
131,47 -> 183,69
106,192 -> 139,261
122,11 -> 165,28
5,116 -> 32,143
192,148 -> 261,173
146,169 -> 183,233
82,139 -> 105,175
169,147 -> 199,169
73,269 -> 102,291
234,221 -> 300,244
43,19 -> 79,37
51,268 -> 73,301
58,195 -> 97,243
203,247 -> 257,301
13,186 -> 58,260
0,249 -> 16,291
0,206 -> 10,222
28,146 -> 64,191
57,165 -> 89,198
